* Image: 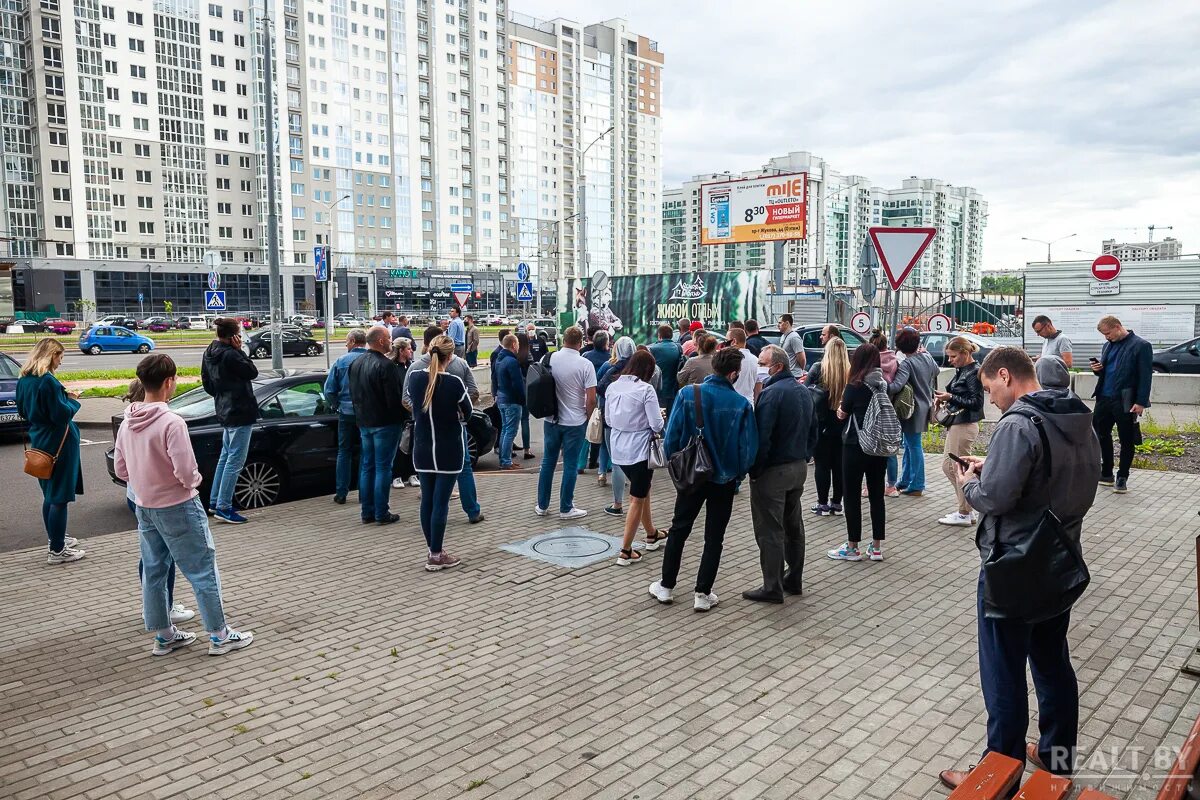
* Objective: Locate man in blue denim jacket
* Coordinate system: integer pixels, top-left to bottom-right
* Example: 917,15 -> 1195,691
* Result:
649,348 -> 757,612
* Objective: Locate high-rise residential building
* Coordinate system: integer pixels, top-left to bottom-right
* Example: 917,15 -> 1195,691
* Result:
506,12 -> 662,310
1,0 -> 662,317
662,152 -> 987,292
1102,237 -> 1182,261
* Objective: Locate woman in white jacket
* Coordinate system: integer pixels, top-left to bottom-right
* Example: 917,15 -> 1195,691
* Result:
604,350 -> 666,565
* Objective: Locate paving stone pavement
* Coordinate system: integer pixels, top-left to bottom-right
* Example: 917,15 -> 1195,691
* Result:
2,457 -> 1198,800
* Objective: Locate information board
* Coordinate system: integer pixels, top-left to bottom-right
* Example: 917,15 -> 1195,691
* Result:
1025,304 -> 1196,348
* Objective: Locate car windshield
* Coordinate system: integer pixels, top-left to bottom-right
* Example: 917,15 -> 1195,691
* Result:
169,386 -> 217,419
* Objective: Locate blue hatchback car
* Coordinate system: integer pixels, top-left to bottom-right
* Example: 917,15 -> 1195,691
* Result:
78,325 -> 156,355
0,351 -> 23,431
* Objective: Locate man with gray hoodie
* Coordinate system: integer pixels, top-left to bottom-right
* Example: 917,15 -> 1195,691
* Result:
938,347 -> 1099,789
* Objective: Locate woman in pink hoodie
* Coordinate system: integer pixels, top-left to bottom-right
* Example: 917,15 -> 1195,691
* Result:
869,330 -> 901,497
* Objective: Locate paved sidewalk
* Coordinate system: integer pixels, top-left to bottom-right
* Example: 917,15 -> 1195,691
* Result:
1,458 -> 1198,800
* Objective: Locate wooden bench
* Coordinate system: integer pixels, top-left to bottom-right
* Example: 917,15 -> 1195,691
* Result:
948,751 -> 1119,800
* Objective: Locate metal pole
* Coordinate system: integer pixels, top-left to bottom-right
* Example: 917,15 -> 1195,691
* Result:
323,245 -> 331,370
262,10 -> 283,370
892,287 -> 902,347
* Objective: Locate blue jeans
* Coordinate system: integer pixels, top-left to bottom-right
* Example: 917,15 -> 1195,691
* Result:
498,403 -> 522,467
886,454 -> 898,487
457,427 -> 480,519
359,424 -> 401,521
136,497 -> 225,633
335,413 -> 360,499
418,472 -> 458,553
977,574 -> 1078,774
898,430 -> 925,491
138,557 -> 176,606
538,421 -> 586,513
606,428 -> 626,506
212,425 -> 253,512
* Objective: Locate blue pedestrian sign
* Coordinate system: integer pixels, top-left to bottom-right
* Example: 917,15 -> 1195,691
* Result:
204,290 -> 227,312
137,292 -> 144,303
516,281 -> 534,303
516,262 -> 530,282
313,246 -> 329,281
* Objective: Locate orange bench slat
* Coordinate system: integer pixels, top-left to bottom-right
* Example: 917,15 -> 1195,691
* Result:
949,752 -> 1024,800
1013,770 -> 1072,800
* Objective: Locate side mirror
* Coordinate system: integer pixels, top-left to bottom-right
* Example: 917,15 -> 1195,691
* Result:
1189,345 -> 1199,356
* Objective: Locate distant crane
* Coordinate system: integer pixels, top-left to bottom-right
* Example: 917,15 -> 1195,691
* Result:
1147,224 -> 1173,242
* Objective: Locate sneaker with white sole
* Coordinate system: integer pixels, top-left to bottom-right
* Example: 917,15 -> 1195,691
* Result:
648,581 -> 673,604
152,629 -> 197,657
559,507 -> 587,520
827,543 -> 862,561
392,478 -> 405,489
829,503 -> 844,516
47,546 -> 86,565
866,544 -> 884,561
408,476 -> 421,487
534,505 -> 548,517
208,628 -> 255,655
63,536 -> 79,549
938,512 -> 974,527
693,592 -> 720,612
169,602 -> 196,624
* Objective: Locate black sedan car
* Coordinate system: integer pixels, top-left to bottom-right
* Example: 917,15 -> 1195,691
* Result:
0,351 -> 24,433
1153,336 -> 1200,374
918,331 -> 994,367
245,329 -> 323,359
711,324 -> 865,366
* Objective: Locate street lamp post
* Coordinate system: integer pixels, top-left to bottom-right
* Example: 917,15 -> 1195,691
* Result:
665,234 -> 687,271
1021,233 -> 1077,263
321,193 -> 351,370
561,125 -> 613,295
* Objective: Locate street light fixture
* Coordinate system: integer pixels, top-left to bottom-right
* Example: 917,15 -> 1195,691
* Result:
558,125 -> 614,287
1021,233 -> 1077,263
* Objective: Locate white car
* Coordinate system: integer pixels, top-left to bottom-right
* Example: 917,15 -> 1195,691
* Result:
289,314 -> 318,327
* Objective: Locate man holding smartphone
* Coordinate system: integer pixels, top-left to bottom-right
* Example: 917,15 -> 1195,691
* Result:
1090,315 -> 1153,494
201,318 -> 259,524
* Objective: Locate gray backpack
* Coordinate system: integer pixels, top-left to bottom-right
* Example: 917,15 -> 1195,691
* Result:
850,383 -> 903,457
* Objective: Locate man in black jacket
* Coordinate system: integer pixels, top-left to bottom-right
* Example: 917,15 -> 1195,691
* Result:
201,318 -> 259,524
743,345 -> 818,604
939,347 -> 1099,790
349,327 -> 405,525
1090,315 -> 1153,493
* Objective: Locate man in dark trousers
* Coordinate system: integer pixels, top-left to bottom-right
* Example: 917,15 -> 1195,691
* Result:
939,347 -> 1099,789
349,327 -> 405,525
201,317 -> 259,524
1090,314 -> 1153,494
743,345 -> 817,604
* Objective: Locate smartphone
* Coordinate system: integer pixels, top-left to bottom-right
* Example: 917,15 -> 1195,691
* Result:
948,452 -> 971,471
1089,357 -> 1099,364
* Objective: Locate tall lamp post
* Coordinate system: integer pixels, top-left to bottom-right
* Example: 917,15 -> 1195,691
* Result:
1021,233 -> 1077,263
560,125 -> 613,294
320,193 -> 351,370
665,234 -> 688,271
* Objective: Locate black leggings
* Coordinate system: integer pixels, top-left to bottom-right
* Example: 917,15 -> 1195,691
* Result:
814,433 -> 844,505
842,442 -> 887,542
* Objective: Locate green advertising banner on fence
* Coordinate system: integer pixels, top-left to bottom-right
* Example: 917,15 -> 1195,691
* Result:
568,270 -> 771,342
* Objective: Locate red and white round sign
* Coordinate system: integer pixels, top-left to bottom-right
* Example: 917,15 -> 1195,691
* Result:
1091,254 -> 1121,282
850,312 -> 872,335
927,313 -> 953,333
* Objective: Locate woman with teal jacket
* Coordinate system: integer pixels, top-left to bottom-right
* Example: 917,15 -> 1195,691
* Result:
16,338 -> 85,564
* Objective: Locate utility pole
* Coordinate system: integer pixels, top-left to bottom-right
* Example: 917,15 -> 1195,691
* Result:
262,9 -> 283,370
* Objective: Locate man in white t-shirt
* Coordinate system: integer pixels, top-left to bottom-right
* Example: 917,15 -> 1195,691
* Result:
726,327 -> 760,402
778,314 -> 806,378
536,326 -> 596,520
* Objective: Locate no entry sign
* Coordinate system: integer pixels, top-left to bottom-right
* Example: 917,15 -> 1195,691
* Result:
1091,254 -> 1121,282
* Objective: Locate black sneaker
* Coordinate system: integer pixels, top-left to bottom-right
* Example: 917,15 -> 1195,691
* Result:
377,513 -> 400,525
1114,477 -> 1128,494
1098,473 -> 1115,486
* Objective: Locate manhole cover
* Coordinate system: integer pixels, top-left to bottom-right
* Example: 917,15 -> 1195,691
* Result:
501,527 -> 637,568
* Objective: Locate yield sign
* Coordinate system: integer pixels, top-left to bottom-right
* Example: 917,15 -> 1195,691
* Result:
868,227 -> 937,291
452,291 -> 471,308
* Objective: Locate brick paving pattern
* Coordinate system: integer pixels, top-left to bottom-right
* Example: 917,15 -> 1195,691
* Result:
1,458 -> 1197,799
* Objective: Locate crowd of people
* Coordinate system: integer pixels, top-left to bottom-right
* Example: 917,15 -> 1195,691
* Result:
11,307 -> 1158,783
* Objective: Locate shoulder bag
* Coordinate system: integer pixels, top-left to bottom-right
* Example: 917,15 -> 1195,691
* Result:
932,400 -> 961,427
979,409 -> 1091,624
585,407 -> 604,444
398,419 -> 414,455
24,428 -> 69,480
667,384 -> 713,492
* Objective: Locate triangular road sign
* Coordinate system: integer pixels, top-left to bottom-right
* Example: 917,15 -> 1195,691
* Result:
452,290 -> 470,308
868,227 -> 937,291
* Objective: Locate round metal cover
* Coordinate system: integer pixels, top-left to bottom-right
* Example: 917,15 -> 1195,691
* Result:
532,534 -> 614,559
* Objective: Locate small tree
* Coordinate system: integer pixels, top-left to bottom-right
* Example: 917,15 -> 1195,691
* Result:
163,300 -> 173,315
362,299 -> 373,317
73,298 -> 96,323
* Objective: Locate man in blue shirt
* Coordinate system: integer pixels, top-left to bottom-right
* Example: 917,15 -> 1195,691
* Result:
323,329 -> 369,504
447,307 -> 466,360
1090,315 -> 1153,494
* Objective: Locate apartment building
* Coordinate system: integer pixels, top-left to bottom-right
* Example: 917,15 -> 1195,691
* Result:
1102,236 -> 1183,262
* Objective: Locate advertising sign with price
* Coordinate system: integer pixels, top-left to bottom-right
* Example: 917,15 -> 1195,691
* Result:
700,172 -> 808,245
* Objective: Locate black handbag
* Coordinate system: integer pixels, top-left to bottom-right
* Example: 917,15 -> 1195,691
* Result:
979,409 -> 1091,624
667,384 -> 713,493
398,420 -> 414,455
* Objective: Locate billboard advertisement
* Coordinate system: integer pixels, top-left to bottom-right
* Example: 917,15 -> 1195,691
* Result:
568,270 -> 771,343
700,173 -> 808,245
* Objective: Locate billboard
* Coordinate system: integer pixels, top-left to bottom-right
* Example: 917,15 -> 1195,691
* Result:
568,270 -> 771,343
700,173 -> 808,245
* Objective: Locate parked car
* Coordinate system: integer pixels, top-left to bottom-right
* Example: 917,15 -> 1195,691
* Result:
139,316 -> 175,331
176,316 -> 210,330
722,324 -> 865,368
78,325 -> 156,355
332,314 -> 370,327
0,351 -> 25,432
43,318 -> 77,335
6,318 -> 46,333
1153,336 -> 1200,374
98,314 -> 138,329
919,330 -> 994,367
245,329 -> 324,359
289,314 -> 319,328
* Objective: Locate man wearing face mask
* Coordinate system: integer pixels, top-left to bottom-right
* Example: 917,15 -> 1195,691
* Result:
938,347 -> 1099,790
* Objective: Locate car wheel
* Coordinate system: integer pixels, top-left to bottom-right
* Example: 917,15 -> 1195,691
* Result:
465,428 -> 482,468
253,345 -> 269,359
305,344 -> 319,356
88,345 -> 102,355
136,344 -> 150,353
234,460 -> 286,509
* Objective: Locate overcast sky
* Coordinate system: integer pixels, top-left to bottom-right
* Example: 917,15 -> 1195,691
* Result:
514,0 -> 1200,271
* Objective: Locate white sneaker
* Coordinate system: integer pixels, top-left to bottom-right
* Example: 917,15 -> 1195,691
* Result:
938,512 -> 974,527
47,547 -> 86,565
559,507 -> 587,520
152,629 -> 197,657
451,490 -> 460,500
408,476 -> 421,487
169,602 -> 196,624
392,478 -> 405,489
693,592 -> 714,612
866,544 -> 884,562
827,543 -> 862,561
534,505 -> 548,517
208,628 -> 255,656
63,536 -> 79,548
648,581 -> 673,604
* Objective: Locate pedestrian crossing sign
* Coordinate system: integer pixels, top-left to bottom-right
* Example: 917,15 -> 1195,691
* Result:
204,290 -> 227,311
516,281 -> 534,302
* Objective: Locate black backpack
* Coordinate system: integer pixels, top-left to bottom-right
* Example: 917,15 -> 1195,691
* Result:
525,352 -> 558,419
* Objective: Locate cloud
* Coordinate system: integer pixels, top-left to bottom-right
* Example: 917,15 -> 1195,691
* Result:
514,0 -> 1200,269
